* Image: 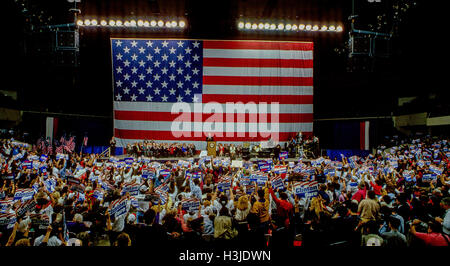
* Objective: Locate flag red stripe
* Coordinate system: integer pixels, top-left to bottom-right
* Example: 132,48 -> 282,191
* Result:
203,58 -> 313,68
203,40 -> 313,51
114,110 -> 313,123
202,94 -> 313,104
115,128 -> 311,142
203,76 -> 313,86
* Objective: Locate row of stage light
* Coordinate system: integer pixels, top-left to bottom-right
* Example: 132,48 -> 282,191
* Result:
76,18 -> 343,33
238,21 -> 343,32
76,19 -> 186,28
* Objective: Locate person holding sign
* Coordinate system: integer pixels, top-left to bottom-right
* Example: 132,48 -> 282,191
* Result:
250,181 -> 271,234
269,183 -> 294,229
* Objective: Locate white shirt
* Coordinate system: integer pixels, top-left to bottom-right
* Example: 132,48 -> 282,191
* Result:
34,235 -> 62,246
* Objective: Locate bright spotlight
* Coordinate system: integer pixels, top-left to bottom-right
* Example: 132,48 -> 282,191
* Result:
251,23 -> 257,30
124,21 -> 130,27
299,24 -> 305,30
84,19 -> 91,26
171,21 -> 177,27
150,20 -> 157,27
336,25 -> 343,32
321,25 -> 328,31
329,25 -> 336,31
77,19 -> 83,26
258,23 -> 264,29
144,21 -> 150,27
277,23 -> 284,30
305,24 -> 312,31
292,24 -> 298,30
165,21 -> 171,27
264,23 -> 270,30
109,20 -> 116,26
179,20 -> 186,27
116,20 -> 123,26
157,20 -> 164,27
91,19 -> 98,26
100,20 -> 107,26
238,21 -> 244,29
130,20 -> 137,27
137,20 -> 144,26
312,25 -> 319,31
285,24 -> 292,30
270,24 -> 276,30
245,22 -> 251,29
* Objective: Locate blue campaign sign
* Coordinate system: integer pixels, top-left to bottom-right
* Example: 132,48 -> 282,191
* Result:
422,174 -> 437,182
279,151 -> 288,160
293,181 -> 318,198
124,158 -> 134,165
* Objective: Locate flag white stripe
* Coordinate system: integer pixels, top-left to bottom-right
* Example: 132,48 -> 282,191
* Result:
114,101 -> 313,114
203,49 -> 313,60
114,120 -> 313,133
203,67 -> 313,77
203,85 -> 313,95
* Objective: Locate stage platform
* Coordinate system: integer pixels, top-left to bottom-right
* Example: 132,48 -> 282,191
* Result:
100,154 -> 310,163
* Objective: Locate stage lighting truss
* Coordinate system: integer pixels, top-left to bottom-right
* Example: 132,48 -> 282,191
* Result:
237,19 -> 343,33
76,17 -> 187,30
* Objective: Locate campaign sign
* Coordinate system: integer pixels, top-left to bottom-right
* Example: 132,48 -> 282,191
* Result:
270,176 -> 285,190
239,176 -> 251,186
158,169 -> 171,179
124,158 -> 134,165
258,161 -> 271,172
43,179 -> 55,193
0,213 -> 17,229
15,199 -> 37,217
430,165 -> 443,175
217,179 -> 232,191
154,191 -> 168,205
109,197 -> 128,219
181,198 -> 200,212
92,189 -> 104,200
121,184 -> 140,196
250,173 -> 268,183
30,213 -> 50,230
22,160 -> 32,169
0,200 -> 14,211
155,183 -> 170,194
231,160 -> 244,168
67,176 -> 81,185
422,174 -> 437,182
178,160 -> 190,168
273,166 -> 287,175
14,188 -> 35,201
142,167 -> 156,179
324,168 -> 335,176
39,155 -> 48,162
293,181 -> 319,198
244,184 -> 255,195
279,151 -> 288,161
101,182 -> 115,192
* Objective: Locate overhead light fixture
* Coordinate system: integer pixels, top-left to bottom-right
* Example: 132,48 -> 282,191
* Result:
236,19 -> 343,34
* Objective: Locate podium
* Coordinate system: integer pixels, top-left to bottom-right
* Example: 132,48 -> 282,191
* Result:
207,141 -> 216,157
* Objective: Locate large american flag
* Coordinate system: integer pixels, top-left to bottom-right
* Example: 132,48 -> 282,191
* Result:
112,39 -> 313,149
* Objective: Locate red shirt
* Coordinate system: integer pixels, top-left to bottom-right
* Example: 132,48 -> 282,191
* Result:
370,181 -> 382,195
269,188 -> 293,227
352,188 -> 367,203
414,232 -> 450,246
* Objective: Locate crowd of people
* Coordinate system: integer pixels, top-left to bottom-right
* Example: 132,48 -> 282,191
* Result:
0,133 -> 449,247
